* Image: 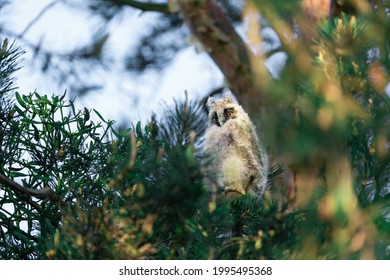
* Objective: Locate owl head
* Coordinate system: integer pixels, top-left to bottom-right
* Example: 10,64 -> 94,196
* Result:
207,91 -> 240,127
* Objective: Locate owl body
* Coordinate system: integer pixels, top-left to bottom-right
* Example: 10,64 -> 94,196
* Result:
204,91 -> 268,196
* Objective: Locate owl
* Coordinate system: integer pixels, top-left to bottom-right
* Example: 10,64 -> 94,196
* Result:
203,91 -> 268,197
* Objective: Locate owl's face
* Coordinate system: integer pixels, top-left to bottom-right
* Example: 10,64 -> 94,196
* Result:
210,107 -> 237,126
207,92 -> 238,127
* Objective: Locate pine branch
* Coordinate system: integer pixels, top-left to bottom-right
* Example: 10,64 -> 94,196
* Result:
0,173 -> 61,203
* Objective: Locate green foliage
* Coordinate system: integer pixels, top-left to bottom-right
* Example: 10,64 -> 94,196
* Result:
263,12 -> 390,259
1,87 -> 117,258
0,39 -> 23,162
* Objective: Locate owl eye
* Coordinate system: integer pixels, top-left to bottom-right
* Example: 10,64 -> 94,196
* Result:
224,108 -> 235,120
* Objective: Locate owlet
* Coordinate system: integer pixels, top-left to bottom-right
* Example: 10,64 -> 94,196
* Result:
203,91 -> 268,197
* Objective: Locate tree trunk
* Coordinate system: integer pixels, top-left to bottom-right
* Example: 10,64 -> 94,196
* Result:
176,0 -> 267,112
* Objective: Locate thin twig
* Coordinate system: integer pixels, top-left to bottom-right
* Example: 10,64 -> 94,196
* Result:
20,1 -> 59,37
113,0 -> 171,13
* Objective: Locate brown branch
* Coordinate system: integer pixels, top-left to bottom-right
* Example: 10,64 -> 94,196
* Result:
0,173 -> 61,202
112,0 -> 171,13
176,0 -> 266,112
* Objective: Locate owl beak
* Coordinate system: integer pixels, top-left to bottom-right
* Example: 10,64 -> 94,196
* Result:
219,115 -> 226,126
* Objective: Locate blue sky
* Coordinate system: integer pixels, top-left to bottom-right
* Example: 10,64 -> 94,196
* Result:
2,0 -> 225,124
